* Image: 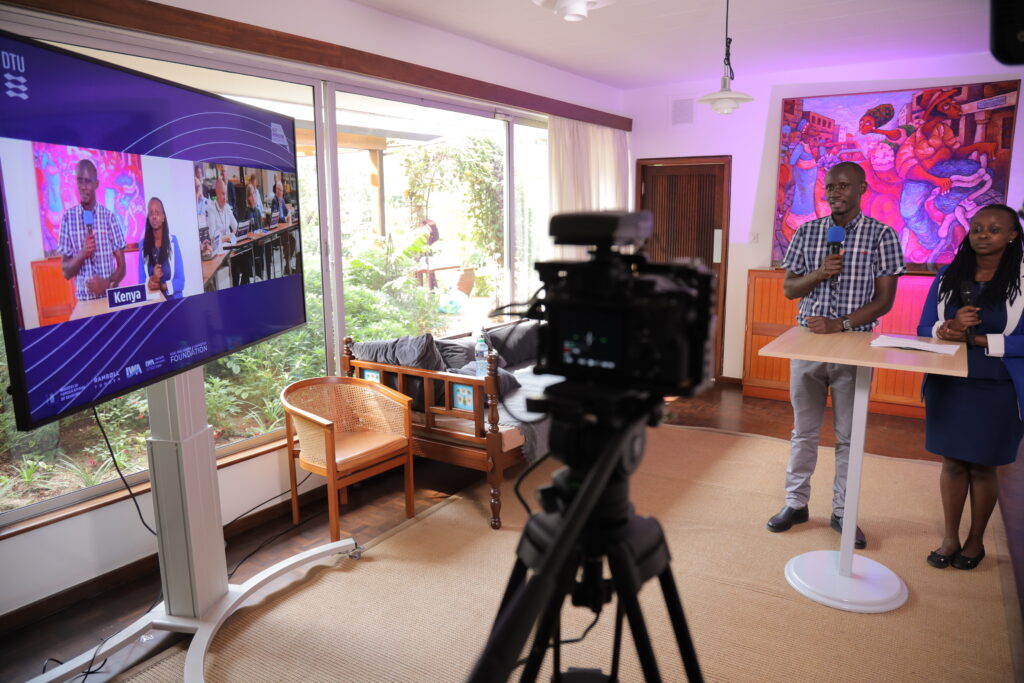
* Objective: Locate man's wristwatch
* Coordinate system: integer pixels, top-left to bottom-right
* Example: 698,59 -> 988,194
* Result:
841,315 -> 852,332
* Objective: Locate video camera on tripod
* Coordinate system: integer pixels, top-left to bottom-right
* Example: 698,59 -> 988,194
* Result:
531,211 -> 714,396
468,211 -> 714,682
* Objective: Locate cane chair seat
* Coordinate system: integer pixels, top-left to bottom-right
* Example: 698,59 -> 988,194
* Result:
281,376 -> 415,542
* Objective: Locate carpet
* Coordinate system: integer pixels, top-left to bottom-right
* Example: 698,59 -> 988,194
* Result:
117,426 -> 1019,682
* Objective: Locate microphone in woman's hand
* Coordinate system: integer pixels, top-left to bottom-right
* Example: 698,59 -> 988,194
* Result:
959,282 -> 976,347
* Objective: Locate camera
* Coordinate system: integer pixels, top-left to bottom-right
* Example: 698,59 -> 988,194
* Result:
528,211 -> 715,396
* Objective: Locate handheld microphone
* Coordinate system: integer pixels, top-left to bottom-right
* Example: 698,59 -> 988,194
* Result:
826,225 -> 846,286
82,209 -> 94,230
959,282 -> 976,347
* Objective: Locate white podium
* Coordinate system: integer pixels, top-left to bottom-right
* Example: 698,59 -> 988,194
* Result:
759,326 -> 967,613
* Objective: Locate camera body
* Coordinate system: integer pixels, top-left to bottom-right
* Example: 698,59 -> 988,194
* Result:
529,211 -> 715,397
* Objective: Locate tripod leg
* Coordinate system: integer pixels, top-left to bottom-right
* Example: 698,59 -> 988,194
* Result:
658,569 -> 704,683
519,560 -> 576,682
610,599 -> 625,681
496,558 -> 530,615
607,552 -> 662,683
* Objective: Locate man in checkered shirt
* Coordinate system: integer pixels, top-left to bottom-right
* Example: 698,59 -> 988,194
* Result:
766,161 -> 905,549
57,159 -> 127,301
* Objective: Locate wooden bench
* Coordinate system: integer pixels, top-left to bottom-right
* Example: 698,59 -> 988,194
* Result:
341,336 -> 524,529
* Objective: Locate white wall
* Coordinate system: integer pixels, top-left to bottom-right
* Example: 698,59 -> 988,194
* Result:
154,0 -> 625,116
0,446 -> 320,615
625,51 -> 1024,379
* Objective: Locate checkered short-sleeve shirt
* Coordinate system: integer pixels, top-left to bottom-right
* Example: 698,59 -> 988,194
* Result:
56,204 -> 127,300
780,213 -> 905,330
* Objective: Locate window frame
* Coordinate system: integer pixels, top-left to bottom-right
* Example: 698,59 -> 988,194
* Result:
0,4 -> 549,527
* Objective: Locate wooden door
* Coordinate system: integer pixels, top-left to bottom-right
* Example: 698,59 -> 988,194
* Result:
636,156 -> 730,379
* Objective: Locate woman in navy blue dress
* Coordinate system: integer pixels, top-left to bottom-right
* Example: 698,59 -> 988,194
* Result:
917,204 -> 1023,570
138,196 -> 185,298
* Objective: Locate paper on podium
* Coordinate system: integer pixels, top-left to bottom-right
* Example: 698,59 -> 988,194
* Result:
870,334 -> 958,355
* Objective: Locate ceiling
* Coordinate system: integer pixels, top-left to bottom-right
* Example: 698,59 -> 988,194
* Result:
348,0 -> 990,90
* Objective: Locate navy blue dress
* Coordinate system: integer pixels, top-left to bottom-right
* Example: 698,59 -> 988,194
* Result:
924,282 -> 1024,465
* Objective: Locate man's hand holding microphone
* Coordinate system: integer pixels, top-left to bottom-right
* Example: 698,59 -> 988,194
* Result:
806,225 -> 846,334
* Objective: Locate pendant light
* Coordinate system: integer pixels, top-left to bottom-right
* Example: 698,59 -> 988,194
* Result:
697,0 -> 753,115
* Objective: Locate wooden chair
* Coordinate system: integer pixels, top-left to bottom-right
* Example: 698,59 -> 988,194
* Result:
281,376 -> 415,542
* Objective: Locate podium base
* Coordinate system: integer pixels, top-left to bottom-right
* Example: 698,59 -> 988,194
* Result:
784,550 -> 907,613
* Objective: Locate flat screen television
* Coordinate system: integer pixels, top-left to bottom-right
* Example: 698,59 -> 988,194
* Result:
0,31 -> 306,430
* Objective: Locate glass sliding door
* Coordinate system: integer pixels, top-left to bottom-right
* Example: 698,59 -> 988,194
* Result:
333,91 -> 509,342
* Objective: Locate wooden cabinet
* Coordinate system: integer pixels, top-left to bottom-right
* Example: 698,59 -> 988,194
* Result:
742,269 -> 935,418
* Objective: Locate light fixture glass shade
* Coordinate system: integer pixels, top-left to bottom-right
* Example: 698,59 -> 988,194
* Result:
532,0 -> 614,22
697,75 -> 753,115
562,0 -> 589,21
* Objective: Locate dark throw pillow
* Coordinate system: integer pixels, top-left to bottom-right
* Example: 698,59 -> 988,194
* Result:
486,320 -> 540,371
453,362 -> 522,399
435,338 -> 477,370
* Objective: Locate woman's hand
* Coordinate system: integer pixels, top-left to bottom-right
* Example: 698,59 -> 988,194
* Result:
147,264 -> 163,291
952,306 -> 981,332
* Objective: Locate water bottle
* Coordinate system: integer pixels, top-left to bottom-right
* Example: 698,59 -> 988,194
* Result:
475,334 -> 488,377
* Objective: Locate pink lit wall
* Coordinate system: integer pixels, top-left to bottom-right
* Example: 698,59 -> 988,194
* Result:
625,51 -> 1024,379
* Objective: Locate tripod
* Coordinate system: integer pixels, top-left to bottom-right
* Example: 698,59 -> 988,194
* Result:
467,382 -> 703,682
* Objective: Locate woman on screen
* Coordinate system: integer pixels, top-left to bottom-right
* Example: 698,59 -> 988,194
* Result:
916,203 -> 1023,571
138,196 -> 185,299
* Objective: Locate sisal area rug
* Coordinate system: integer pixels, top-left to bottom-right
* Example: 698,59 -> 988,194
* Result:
118,426 -> 1019,682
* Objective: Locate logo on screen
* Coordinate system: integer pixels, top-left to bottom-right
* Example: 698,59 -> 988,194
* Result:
124,364 -> 142,379
270,122 -> 290,151
2,50 -> 27,101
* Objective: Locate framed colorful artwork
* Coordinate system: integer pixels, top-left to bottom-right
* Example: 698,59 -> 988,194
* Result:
772,80 -> 1020,268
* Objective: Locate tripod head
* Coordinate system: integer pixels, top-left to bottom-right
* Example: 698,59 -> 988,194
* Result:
527,381 -> 663,528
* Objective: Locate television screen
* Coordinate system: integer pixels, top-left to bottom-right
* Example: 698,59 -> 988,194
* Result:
0,31 -> 306,430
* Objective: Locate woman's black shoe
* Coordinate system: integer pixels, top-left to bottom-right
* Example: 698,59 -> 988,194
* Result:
927,549 -> 954,568
952,547 -> 985,570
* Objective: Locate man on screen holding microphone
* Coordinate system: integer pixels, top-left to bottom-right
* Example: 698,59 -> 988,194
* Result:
766,161 -> 905,548
57,158 -> 126,300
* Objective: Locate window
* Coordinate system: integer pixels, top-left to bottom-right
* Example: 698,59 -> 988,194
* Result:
0,34 -> 549,523
335,92 -> 549,342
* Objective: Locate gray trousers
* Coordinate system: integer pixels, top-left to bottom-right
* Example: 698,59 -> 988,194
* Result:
785,359 -> 856,517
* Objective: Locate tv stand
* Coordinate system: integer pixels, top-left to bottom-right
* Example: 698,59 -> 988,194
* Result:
31,369 -> 358,682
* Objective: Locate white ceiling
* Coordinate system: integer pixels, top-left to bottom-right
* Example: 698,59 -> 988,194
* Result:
348,0 -> 991,89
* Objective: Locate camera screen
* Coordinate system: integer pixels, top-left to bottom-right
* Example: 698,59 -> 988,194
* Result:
555,308 -> 622,371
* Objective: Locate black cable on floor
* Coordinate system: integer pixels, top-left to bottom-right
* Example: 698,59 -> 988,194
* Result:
226,472 -> 312,527
227,513 -> 319,580
92,406 -> 156,536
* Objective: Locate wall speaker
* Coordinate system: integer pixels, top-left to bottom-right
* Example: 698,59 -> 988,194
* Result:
671,98 -> 694,125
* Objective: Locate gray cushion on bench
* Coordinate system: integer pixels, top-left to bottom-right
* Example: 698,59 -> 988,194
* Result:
351,334 -> 445,410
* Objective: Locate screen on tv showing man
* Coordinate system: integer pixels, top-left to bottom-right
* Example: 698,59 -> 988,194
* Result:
0,30 -> 306,430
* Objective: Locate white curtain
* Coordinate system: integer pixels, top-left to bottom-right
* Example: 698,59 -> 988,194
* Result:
547,116 -> 630,260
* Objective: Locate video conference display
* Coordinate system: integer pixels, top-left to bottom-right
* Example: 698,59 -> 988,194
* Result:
0,31 -> 306,430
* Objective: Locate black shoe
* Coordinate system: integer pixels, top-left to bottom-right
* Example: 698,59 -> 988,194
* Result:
767,505 -> 809,532
951,547 -> 985,570
927,549 -> 955,569
830,513 -> 866,549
